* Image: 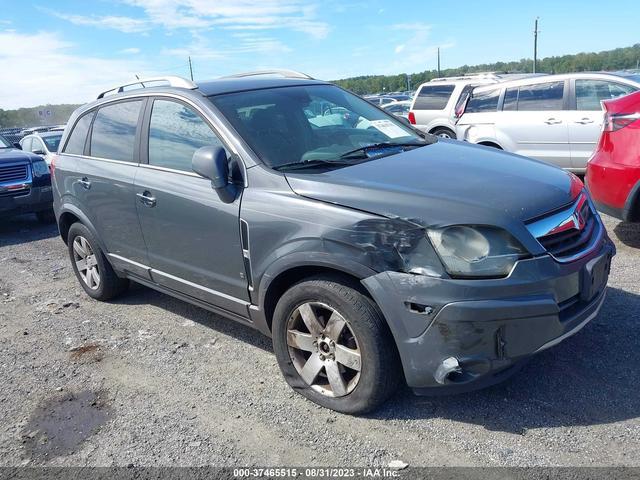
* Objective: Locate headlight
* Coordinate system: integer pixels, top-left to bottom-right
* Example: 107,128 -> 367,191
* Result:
427,225 -> 529,278
32,160 -> 49,177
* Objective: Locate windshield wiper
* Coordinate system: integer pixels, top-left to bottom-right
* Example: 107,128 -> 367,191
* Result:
339,141 -> 427,160
273,158 -> 363,172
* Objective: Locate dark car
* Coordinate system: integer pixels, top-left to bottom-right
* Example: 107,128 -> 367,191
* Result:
0,134 -> 54,222
52,72 -> 615,414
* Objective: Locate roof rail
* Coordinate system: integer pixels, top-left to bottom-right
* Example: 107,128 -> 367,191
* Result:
97,76 -> 197,99
221,69 -> 314,80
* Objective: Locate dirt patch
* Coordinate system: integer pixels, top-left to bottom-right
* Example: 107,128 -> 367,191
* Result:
69,343 -> 103,363
21,390 -> 113,461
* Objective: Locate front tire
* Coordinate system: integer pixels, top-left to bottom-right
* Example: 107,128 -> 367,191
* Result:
431,127 -> 456,139
67,222 -> 128,301
272,277 -> 401,414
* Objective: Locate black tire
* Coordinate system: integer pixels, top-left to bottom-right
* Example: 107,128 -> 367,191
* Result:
431,127 -> 456,139
35,209 -> 55,223
272,276 -> 401,414
67,222 -> 128,301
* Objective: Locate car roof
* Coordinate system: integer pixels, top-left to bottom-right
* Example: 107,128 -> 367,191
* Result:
198,76 -> 329,96
472,71 -> 640,94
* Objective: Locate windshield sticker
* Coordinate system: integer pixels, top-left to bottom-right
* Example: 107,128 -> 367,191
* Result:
369,120 -> 408,139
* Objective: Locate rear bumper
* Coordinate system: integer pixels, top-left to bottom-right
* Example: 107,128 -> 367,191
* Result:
586,156 -> 640,222
362,235 -> 615,393
0,185 -> 53,216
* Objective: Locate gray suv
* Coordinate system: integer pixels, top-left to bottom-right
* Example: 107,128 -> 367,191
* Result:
52,71 -> 615,414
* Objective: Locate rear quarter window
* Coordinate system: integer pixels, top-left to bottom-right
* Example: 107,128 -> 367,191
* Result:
90,101 -> 142,162
413,84 -> 455,110
63,112 -> 94,155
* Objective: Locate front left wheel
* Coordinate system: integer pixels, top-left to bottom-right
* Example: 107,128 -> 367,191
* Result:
272,276 -> 401,414
67,222 -> 129,301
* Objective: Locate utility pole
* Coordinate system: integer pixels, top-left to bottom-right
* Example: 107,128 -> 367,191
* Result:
533,17 -> 540,74
437,47 -> 441,77
188,56 -> 194,81
406,73 -> 410,91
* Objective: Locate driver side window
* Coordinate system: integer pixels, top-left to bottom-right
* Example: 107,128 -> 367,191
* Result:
148,99 -> 225,172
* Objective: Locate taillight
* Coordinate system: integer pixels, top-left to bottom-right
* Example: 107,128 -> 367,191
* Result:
603,112 -> 640,132
455,96 -> 469,119
50,154 -> 58,176
408,111 -> 416,124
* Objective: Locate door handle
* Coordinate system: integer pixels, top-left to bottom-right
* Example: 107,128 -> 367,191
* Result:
137,191 -> 157,207
575,118 -> 594,124
544,118 -> 562,125
78,177 -> 91,189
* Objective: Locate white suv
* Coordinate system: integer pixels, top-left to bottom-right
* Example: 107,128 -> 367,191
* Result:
408,73 -> 540,138
455,72 -> 640,173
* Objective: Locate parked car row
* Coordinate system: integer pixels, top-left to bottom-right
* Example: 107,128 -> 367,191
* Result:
407,72 -> 545,138
454,72 -> 640,173
0,133 -> 54,222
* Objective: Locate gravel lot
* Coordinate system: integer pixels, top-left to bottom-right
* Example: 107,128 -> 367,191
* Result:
0,213 -> 639,468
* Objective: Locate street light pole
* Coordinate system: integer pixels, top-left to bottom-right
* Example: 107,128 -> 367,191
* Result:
533,17 -> 540,74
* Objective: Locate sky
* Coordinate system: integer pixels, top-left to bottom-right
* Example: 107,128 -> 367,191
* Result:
1,0 -> 639,109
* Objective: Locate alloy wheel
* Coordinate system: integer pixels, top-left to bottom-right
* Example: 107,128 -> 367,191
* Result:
72,236 -> 101,290
286,302 -> 361,397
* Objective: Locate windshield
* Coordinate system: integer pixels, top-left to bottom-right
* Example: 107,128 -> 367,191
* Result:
210,84 -> 427,169
42,134 -> 62,152
0,135 -> 10,148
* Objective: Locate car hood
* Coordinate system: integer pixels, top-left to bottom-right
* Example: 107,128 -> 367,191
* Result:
284,140 -> 578,228
0,148 -> 36,163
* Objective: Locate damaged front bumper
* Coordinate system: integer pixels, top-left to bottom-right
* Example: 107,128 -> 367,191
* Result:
362,236 -> 615,394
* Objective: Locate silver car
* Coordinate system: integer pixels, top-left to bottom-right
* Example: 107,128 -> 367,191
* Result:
20,131 -> 64,166
409,73 -> 543,139
455,72 -> 640,173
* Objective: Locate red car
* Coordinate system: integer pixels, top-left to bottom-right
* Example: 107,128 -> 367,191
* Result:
587,91 -> 640,222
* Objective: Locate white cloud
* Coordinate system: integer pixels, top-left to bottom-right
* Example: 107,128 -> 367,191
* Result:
161,29 -> 291,61
0,30 -> 151,109
385,23 -> 455,73
48,11 -> 150,33
120,47 -> 142,54
122,0 -> 330,38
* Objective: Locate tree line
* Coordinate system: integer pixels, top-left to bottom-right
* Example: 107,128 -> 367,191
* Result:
0,104 -> 81,129
333,44 -> 640,94
2,44 -> 640,127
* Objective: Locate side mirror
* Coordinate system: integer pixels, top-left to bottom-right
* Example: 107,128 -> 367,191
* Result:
33,149 -> 45,156
13,143 -> 22,150
192,145 -> 238,203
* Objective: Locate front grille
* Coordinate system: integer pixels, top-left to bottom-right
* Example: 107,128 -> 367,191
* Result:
0,164 -> 29,183
538,201 -> 596,259
527,193 -> 600,262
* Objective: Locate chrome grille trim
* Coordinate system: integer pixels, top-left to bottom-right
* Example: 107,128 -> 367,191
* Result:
526,193 -> 603,263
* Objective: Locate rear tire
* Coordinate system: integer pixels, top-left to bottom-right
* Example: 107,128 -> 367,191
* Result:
67,222 -> 128,301
431,127 -> 456,139
272,276 -> 401,414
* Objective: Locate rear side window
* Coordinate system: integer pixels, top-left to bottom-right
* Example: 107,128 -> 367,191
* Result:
63,112 -> 94,155
575,80 -> 637,111
90,101 -> 142,162
466,89 -> 500,113
515,82 -> 564,111
148,99 -> 225,172
503,88 -> 519,111
413,84 -> 455,110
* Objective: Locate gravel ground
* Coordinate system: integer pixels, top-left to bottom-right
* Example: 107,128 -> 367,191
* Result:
0,213 -> 639,468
